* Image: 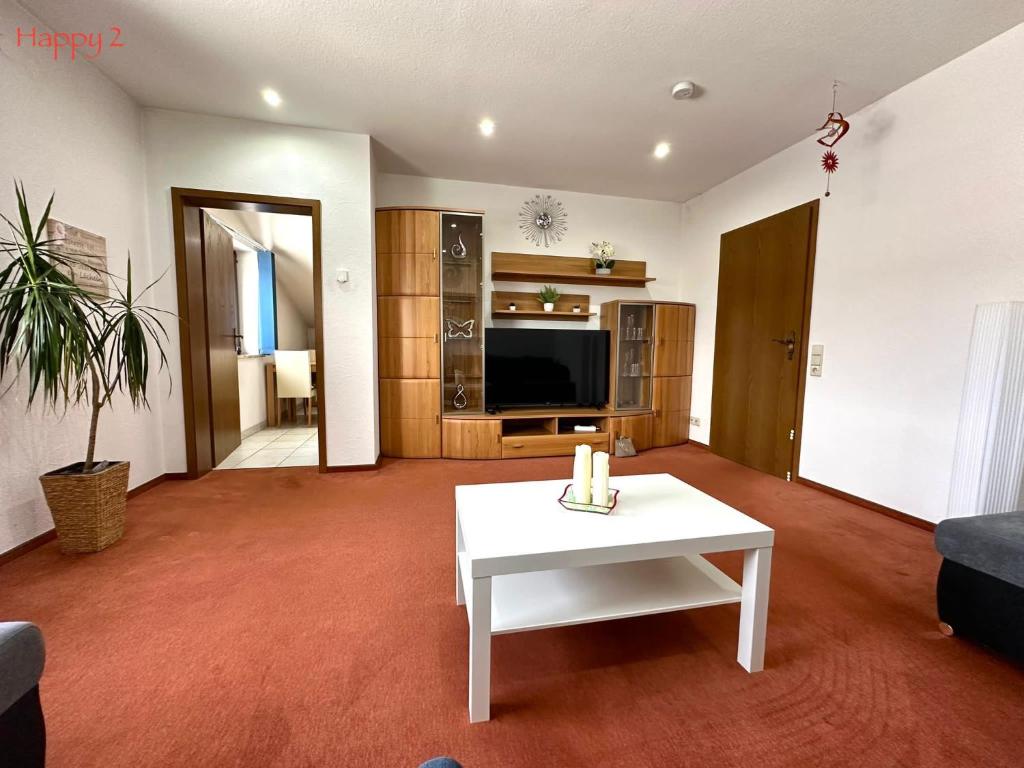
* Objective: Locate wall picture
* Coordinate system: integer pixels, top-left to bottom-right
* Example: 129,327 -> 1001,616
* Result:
46,219 -> 108,297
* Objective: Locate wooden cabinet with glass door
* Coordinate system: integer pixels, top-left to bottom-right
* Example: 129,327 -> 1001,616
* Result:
603,300 -> 694,448
440,212 -> 484,415
601,301 -> 655,412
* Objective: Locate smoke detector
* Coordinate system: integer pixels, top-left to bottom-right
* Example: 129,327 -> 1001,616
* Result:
671,81 -> 697,100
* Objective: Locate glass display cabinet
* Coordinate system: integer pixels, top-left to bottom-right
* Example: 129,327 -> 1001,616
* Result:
441,213 -> 484,414
602,301 -> 654,410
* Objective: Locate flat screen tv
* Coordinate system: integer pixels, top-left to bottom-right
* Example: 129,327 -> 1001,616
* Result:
485,328 -> 610,410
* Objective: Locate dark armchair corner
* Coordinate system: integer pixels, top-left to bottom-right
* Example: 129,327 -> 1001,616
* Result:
0,622 -> 46,767
935,511 -> 1024,664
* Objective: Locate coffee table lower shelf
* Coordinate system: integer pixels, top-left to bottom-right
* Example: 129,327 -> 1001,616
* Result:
458,553 -> 741,635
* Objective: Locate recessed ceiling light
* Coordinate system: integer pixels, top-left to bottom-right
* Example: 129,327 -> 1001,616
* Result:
653,142 -> 671,159
478,118 -> 495,137
262,88 -> 282,108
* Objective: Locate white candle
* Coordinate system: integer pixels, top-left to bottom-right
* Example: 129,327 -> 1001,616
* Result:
592,451 -> 610,507
572,444 -> 592,505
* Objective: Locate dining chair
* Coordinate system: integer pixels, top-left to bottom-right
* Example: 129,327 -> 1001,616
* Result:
274,350 -> 316,426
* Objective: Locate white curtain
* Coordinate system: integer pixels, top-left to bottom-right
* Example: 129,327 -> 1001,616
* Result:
947,302 -> 1024,518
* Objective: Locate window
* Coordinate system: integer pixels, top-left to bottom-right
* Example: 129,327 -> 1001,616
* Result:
235,247 -> 277,355
257,250 -> 277,354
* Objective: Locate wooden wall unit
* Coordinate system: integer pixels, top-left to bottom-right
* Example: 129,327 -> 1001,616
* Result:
492,252 -> 655,287
374,211 -> 694,461
491,290 -> 594,320
443,418 -> 502,459
651,303 -> 695,447
608,413 -> 654,452
376,209 -> 441,457
443,410 -> 611,459
603,301 -> 655,411
602,300 -> 694,449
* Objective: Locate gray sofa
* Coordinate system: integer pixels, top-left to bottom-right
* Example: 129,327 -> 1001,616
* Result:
0,622 -> 46,766
935,511 -> 1024,664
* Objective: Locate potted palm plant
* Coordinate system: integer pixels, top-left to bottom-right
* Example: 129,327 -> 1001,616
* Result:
537,285 -> 560,312
0,182 -> 171,553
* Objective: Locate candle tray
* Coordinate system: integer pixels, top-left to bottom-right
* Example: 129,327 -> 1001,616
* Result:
558,484 -> 620,515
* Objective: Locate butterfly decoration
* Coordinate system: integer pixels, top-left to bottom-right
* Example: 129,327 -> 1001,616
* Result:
446,319 -> 474,339
817,81 -> 851,197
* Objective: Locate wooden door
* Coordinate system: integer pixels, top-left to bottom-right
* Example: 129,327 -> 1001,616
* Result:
202,212 -> 242,466
710,201 -> 817,479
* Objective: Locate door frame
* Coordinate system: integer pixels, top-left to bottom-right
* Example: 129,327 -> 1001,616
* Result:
713,199 -> 819,480
171,187 -> 327,477
790,200 -> 819,478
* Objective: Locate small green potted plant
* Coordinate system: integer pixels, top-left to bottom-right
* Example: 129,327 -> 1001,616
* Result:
591,240 -> 616,275
0,182 -> 172,553
537,285 -> 560,312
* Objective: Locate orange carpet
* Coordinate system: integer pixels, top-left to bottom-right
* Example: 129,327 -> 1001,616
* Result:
1,445 -> 1021,767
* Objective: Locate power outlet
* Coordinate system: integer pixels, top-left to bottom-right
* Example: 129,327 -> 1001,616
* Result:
689,416 -> 701,427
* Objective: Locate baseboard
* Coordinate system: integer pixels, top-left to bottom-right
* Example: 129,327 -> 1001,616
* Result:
126,472 -> 189,500
0,472 -> 190,567
684,441 -> 931,531
325,455 -> 383,473
688,437 -> 709,449
241,421 -> 268,440
796,476 -> 936,532
0,529 -> 57,567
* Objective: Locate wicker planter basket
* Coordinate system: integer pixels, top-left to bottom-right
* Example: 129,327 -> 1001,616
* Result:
39,461 -> 130,553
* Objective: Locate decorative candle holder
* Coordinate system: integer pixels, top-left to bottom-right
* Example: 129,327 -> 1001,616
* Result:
558,484 -> 620,515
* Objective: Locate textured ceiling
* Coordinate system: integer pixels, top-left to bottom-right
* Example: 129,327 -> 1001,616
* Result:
21,1 -> 1024,201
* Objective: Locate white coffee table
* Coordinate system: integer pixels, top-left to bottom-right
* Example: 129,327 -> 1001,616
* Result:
455,472 -> 774,723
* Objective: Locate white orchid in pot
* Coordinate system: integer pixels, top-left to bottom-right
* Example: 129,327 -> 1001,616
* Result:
590,240 -> 615,275
0,182 -> 172,553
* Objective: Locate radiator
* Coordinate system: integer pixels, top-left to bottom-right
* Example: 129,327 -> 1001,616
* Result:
947,302 -> 1024,518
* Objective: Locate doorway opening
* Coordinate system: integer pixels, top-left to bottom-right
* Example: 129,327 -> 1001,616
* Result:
171,189 -> 326,477
709,200 -> 818,481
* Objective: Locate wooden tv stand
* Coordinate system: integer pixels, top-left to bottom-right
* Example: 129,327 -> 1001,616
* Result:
442,408 -> 658,460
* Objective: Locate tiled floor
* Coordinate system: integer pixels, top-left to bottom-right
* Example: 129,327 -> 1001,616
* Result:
215,426 -> 319,469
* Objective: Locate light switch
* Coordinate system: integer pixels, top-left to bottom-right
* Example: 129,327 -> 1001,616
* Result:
810,344 -> 824,376
336,268 -> 350,284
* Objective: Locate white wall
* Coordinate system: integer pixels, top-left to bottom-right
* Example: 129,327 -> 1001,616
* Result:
0,0 -> 166,554
274,278 -> 310,350
680,23 -> 1024,523
143,110 -> 378,468
375,174 -> 686,329
235,246 -> 261,355
237,357 -> 268,435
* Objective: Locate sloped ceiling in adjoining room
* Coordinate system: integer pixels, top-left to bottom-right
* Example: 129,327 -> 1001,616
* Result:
206,209 -> 314,327
24,1 -> 1024,201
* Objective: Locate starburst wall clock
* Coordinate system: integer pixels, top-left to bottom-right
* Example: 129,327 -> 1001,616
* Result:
519,194 -> 567,248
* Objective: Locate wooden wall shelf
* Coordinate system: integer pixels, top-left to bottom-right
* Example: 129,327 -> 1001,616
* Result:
491,252 -> 655,288
491,290 -> 594,321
